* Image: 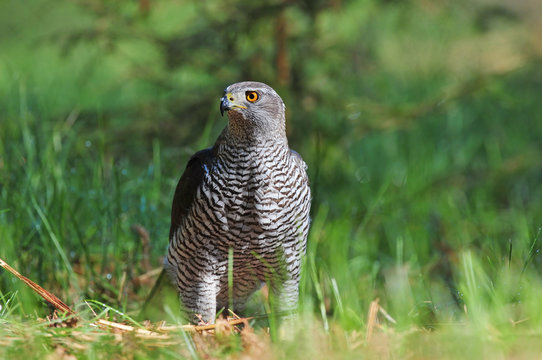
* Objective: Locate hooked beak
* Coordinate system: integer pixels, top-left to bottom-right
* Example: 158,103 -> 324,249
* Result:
220,96 -> 229,117
220,93 -> 246,117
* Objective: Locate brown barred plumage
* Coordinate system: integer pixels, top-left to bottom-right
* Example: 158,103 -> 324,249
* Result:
166,82 -> 311,323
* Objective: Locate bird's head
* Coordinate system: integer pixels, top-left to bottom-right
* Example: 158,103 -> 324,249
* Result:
220,81 -> 286,139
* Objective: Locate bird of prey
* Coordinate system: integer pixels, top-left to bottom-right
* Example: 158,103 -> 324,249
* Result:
165,81 -> 311,323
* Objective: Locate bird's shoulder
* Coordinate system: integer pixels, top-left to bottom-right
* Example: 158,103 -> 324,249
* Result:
169,148 -> 215,237
289,149 -> 308,171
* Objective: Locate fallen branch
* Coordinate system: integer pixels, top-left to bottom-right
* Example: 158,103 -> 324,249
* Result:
0,257 -> 75,316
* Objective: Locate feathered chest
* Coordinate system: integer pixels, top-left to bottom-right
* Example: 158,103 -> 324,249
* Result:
196,143 -> 305,242
210,146 -> 289,209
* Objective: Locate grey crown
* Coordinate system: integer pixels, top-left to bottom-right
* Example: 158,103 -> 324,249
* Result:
166,81 -> 311,323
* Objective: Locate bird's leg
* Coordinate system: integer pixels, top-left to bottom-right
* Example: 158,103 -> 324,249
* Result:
268,276 -> 299,317
179,274 -> 219,324
268,275 -> 301,341
261,248 -> 302,318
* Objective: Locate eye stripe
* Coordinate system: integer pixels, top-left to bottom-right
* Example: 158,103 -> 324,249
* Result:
245,91 -> 259,102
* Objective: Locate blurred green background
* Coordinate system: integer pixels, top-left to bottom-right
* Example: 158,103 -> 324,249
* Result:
1,0 -> 542,354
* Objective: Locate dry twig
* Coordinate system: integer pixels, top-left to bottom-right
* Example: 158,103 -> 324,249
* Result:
0,257 -> 75,316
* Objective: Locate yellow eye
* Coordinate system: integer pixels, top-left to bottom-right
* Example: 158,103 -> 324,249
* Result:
245,91 -> 259,102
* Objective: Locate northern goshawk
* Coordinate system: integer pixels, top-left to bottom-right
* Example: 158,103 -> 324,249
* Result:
166,81 -> 311,323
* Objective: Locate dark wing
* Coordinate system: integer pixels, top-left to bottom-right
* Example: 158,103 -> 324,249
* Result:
141,148 -> 215,321
169,148 -> 215,241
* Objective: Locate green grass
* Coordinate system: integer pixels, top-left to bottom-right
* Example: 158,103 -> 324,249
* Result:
2,0 -> 542,358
